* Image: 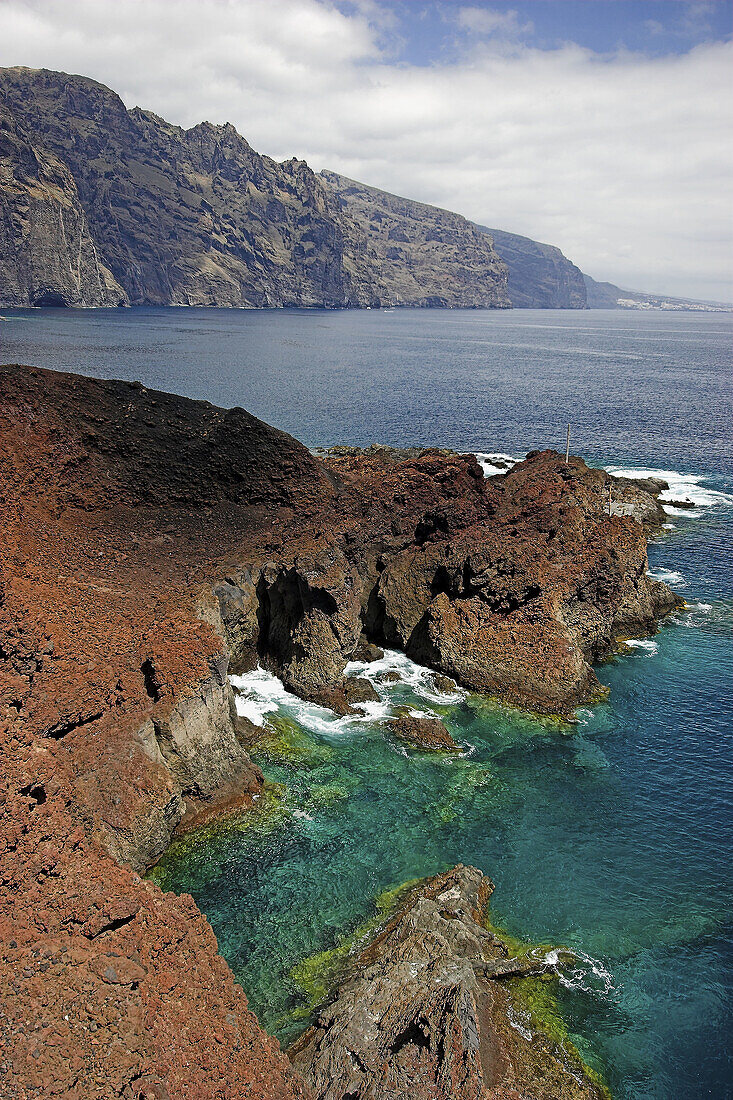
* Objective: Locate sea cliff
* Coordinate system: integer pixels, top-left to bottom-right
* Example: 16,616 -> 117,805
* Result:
0,67 -> 509,310
0,364 -> 679,1096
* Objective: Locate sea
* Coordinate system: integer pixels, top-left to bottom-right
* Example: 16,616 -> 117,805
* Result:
2,306 -> 731,1098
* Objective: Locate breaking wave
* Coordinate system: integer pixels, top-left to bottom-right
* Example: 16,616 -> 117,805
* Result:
230,649 -> 465,740
625,639 -> 659,656
605,465 -> 733,516
475,452 -> 520,477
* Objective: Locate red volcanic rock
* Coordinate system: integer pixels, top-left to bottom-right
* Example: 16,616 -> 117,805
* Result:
0,365 -> 678,1097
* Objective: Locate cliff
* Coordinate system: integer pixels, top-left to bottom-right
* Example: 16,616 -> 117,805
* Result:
0,67 -> 509,310
1,363 -> 679,1096
320,170 -> 510,308
479,225 -> 587,309
0,106 -> 126,307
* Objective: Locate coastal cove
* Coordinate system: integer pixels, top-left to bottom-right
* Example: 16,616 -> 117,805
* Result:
2,308 -> 731,1098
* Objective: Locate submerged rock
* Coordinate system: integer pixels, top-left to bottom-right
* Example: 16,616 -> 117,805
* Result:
289,865 -> 607,1100
388,710 -> 459,753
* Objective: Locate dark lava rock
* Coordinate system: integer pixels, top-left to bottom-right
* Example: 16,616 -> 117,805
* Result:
433,673 -> 460,694
352,634 -> 385,662
344,676 -> 381,707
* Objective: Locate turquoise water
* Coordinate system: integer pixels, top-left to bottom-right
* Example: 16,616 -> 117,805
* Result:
151,490 -> 733,1100
3,308 -> 732,1097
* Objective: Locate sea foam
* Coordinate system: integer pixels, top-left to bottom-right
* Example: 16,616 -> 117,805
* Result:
231,649 -> 462,740
474,452 -> 520,477
605,465 -> 733,516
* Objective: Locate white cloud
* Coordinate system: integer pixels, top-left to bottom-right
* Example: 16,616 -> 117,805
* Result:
456,6 -> 534,39
0,0 -> 731,299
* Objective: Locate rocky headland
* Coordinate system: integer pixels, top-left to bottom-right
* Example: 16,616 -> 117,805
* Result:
1,363 -> 680,1096
290,865 -> 608,1100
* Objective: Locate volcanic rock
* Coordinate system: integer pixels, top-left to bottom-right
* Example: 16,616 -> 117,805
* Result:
1,362 -> 680,1096
344,676 -> 382,708
388,710 -> 459,752
352,632 -> 385,662
289,865 -> 606,1099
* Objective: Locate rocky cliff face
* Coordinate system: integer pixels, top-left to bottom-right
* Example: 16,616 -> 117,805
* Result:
0,67 -> 509,310
479,225 -> 587,309
320,170 -> 510,308
0,106 -> 126,307
1,363 -> 678,1096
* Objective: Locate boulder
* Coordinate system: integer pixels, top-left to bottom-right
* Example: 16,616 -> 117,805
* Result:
388,710 -> 459,752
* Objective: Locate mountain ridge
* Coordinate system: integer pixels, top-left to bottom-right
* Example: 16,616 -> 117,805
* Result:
0,66 -> 509,310
1,66 -> 724,312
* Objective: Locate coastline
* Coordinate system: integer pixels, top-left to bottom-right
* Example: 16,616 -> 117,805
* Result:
0,363 -> 695,1098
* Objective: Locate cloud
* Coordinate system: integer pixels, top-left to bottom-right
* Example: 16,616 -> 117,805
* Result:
456,6 -> 534,39
0,0 -> 731,299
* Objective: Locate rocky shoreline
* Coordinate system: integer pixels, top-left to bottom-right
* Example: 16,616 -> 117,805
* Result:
0,364 -> 681,1097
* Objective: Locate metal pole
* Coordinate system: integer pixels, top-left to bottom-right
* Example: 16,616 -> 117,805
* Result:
565,424 -> 570,464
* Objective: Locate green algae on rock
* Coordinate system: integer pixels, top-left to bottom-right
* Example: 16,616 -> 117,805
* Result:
288,865 -> 608,1100
248,713 -> 335,769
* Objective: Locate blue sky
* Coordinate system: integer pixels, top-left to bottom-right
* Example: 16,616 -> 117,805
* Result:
343,1 -> 733,64
0,0 -> 731,299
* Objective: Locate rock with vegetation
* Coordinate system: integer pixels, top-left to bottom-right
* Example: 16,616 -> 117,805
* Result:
289,865 -> 608,1100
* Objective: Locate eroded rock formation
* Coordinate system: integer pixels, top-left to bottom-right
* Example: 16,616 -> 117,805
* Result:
290,865 -> 607,1100
0,67 -> 509,309
1,364 -> 678,1096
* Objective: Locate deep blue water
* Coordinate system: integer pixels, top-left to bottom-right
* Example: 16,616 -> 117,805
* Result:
3,307 -> 731,1098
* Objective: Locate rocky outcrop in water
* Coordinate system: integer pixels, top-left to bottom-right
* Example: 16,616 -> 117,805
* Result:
0,67 -> 509,309
1,364 -> 678,1096
290,865 -> 606,1100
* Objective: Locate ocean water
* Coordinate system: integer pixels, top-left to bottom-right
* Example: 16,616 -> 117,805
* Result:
3,307 -> 732,1098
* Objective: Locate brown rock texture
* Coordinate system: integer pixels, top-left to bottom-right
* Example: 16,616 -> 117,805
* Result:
1,364 -> 677,1096
388,709 -> 460,752
289,865 -> 606,1100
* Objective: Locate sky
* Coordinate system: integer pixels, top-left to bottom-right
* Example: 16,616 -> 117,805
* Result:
0,0 -> 731,300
